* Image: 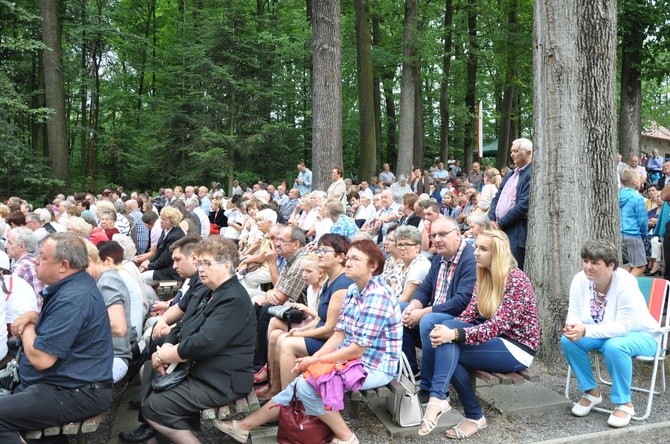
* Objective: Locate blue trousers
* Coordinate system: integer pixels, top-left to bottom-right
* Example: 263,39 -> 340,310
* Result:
272,367 -> 392,416
420,319 -> 527,419
400,303 -> 451,373
560,332 -> 657,404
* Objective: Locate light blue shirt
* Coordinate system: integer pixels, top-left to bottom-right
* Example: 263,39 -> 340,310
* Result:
294,168 -> 313,195
647,155 -> 664,172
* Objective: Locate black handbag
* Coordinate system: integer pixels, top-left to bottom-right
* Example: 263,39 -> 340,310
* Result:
267,304 -> 305,329
151,362 -> 194,392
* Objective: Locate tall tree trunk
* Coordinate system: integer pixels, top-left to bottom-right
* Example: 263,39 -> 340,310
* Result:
311,0 -> 342,191
137,0 -> 155,114
40,0 -> 69,192
257,0 -> 274,122
79,0 -> 88,178
397,0 -> 418,180
151,0 -> 157,96
87,0 -> 104,180
530,0 -> 618,367
383,79 -> 397,170
413,73 -> 424,169
439,0 -> 453,163
462,0 -> 477,171
496,0 -> 518,169
372,12 -> 383,175
355,0 -> 377,184
303,0 -> 313,159
618,19 -> 644,160
31,50 -> 47,156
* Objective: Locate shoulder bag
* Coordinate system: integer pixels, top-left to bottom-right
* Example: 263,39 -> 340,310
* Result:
385,352 -> 423,427
276,384 -> 334,444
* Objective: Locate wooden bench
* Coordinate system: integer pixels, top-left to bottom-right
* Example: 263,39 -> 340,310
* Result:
469,368 -> 539,391
348,379 -> 405,419
26,414 -> 102,444
201,390 -> 261,421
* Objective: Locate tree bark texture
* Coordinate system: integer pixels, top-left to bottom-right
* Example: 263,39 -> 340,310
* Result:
372,13 -> 383,174
40,0 -> 70,191
496,0 -> 518,169
397,0 -> 418,179
462,0 -> 477,171
355,0 -> 377,184
383,78 -> 397,170
413,74 -> 424,169
311,0 -> 342,191
618,21 -> 644,159
530,0 -> 618,366
439,0 -> 453,164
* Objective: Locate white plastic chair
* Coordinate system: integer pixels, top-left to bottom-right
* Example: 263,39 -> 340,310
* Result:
564,276 -> 670,420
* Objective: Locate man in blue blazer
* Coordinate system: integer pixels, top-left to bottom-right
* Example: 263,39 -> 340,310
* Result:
488,138 -> 533,270
401,216 -> 477,377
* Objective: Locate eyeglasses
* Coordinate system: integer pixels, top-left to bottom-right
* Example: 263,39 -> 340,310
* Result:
396,242 -> 418,249
275,238 -> 295,244
314,248 -> 335,256
195,260 -> 225,269
428,228 -> 458,240
345,256 -> 366,263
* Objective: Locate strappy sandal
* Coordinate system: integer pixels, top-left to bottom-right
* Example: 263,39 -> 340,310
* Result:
254,383 -> 270,397
445,417 -> 487,439
418,398 -> 451,436
253,364 -> 268,384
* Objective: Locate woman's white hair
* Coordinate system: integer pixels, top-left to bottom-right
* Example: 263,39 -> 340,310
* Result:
112,234 -> 137,260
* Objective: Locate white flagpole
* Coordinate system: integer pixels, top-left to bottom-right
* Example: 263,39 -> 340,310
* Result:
477,100 -> 483,158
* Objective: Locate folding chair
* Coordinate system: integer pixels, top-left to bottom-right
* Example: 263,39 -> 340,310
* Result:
564,276 -> 670,421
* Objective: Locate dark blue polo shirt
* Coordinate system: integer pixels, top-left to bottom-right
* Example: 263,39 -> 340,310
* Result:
19,270 -> 113,388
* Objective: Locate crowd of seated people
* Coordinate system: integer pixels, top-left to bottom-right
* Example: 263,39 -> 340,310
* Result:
0,158 -> 666,442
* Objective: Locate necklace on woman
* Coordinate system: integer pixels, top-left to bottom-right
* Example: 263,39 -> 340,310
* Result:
590,282 -> 611,324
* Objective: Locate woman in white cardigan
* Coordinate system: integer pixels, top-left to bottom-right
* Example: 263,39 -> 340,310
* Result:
561,240 -> 659,428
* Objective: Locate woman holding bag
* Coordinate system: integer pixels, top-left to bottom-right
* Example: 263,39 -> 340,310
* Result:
137,238 -> 257,443
214,239 -> 402,444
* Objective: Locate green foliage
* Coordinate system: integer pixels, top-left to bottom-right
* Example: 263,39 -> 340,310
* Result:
0,112 -> 64,201
3,0 -> 670,202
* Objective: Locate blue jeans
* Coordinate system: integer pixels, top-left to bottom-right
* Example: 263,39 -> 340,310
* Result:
420,319 -> 528,420
561,332 -> 657,404
417,312 -> 455,379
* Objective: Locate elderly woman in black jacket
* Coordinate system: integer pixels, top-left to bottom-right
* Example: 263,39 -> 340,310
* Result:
140,238 -> 257,443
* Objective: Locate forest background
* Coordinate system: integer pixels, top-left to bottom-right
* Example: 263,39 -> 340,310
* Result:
2,0 -> 670,203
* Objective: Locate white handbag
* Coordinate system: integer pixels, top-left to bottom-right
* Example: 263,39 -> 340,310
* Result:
385,352 -> 423,427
